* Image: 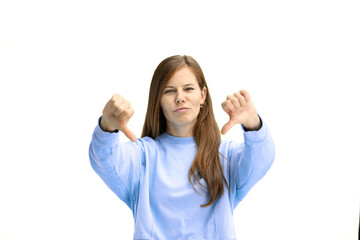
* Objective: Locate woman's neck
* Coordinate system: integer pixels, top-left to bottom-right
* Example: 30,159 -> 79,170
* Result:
166,124 -> 194,137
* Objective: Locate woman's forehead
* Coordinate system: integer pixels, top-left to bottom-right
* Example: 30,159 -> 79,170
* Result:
166,67 -> 198,87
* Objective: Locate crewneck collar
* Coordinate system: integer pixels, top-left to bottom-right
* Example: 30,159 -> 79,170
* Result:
158,133 -> 196,145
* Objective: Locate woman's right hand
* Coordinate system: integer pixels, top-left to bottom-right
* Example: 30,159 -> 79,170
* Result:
100,94 -> 137,142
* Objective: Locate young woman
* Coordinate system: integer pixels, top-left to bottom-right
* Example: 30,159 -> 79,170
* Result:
89,55 -> 275,239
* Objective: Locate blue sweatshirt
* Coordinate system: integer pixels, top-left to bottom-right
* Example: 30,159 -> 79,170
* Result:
89,120 -> 275,240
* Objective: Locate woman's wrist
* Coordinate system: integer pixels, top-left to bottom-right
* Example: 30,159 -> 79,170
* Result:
242,114 -> 262,131
99,116 -> 117,133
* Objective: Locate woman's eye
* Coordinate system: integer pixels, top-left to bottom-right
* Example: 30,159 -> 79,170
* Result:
164,89 -> 175,94
185,87 -> 194,91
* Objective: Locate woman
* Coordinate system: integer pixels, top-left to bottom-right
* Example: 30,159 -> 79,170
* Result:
89,55 -> 275,239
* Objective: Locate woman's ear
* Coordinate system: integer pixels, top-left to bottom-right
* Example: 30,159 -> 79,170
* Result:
200,87 -> 207,104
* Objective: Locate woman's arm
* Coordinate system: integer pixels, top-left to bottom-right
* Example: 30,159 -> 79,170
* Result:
229,120 -> 275,207
89,94 -> 143,209
221,90 -> 275,208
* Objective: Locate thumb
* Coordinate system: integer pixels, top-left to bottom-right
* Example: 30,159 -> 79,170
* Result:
121,124 -> 137,142
221,120 -> 236,135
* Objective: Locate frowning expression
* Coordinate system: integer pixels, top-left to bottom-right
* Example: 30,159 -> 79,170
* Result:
160,67 -> 206,137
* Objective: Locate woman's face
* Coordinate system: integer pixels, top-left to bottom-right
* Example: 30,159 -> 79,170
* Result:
160,67 -> 206,137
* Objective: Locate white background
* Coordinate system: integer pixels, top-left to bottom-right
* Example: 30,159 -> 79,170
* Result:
0,0 -> 359,239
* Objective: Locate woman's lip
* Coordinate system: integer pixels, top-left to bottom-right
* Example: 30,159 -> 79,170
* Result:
174,107 -> 189,112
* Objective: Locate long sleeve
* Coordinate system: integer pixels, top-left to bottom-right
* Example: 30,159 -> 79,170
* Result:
89,123 -> 145,209
223,120 -> 275,209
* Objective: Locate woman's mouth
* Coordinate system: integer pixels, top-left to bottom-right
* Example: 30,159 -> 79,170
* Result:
174,107 -> 189,112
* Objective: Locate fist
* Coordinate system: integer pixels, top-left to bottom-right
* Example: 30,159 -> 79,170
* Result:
100,94 -> 137,142
221,89 -> 261,134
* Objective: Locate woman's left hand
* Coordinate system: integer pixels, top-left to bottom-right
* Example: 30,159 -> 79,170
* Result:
221,89 -> 261,134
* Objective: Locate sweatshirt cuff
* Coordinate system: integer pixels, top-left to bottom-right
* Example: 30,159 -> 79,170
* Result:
93,117 -> 120,144
242,115 -> 268,143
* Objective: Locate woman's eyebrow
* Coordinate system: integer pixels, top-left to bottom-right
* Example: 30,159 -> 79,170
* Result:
165,83 -> 195,88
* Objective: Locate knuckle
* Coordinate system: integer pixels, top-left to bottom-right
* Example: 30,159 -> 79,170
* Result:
124,101 -> 131,108
113,101 -> 121,109
118,105 -> 126,113
114,111 -> 121,118
110,98 -> 118,105
222,100 -> 229,106
111,94 -> 120,101
127,107 -> 134,114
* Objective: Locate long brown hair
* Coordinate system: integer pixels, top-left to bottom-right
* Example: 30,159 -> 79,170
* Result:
141,55 -> 230,207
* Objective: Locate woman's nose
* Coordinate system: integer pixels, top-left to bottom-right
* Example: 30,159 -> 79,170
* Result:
176,99 -> 185,104
175,91 -> 185,104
